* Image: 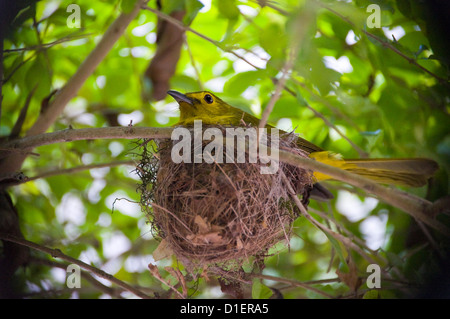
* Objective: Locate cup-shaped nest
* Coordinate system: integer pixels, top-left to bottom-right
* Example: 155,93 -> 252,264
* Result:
137,125 -> 313,268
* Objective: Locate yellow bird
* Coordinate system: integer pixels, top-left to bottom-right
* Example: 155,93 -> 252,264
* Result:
167,90 -> 438,193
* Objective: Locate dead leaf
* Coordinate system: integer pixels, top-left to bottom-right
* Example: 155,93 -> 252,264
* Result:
202,232 -> 223,244
236,237 -> 244,249
336,259 -> 362,292
187,231 -> 224,245
165,267 -> 187,299
152,239 -> 173,261
148,263 -> 185,299
148,263 -> 162,281
194,215 -> 209,233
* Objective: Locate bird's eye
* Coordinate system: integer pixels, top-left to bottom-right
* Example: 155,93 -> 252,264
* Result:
204,94 -> 213,104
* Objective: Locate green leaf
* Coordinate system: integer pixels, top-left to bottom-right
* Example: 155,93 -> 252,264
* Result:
363,289 -> 381,299
25,55 -> 51,100
361,129 -> 383,152
267,95 -> 302,121
103,72 -> 130,97
161,0 -> 185,15
251,278 -> 273,299
170,74 -> 202,92
121,0 -> 137,13
184,0 -> 204,25
223,70 -> 264,96
324,231 -> 348,272
217,0 -> 240,20
259,23 -> 287,60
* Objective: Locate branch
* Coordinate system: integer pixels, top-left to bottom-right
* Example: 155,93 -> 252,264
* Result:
27,1 -> 147,137
249,273 -> 334,298
2,33 -> 94,53
142,6 -> 262,70
320,3 -> 449,87
258,10 -> 310,130
1,126 -> 173,154
31,257 -> 126,298
0,37 -> 3,128
0,233 -> 152,299
281,81 -> 368,158
1,160 -> 135,188
0,0 -> 148,175
277,149 -> 450,236
2,126 -> 446,235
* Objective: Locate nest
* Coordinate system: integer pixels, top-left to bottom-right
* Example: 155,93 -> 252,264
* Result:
137,125 -> 313,269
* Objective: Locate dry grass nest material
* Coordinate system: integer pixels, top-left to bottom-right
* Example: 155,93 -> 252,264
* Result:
137,125 -> 314,269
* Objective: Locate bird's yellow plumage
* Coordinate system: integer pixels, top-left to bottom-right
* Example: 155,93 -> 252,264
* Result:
167,90 -> 438,188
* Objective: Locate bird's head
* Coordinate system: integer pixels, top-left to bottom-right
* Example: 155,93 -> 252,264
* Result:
167,90 -> 232,124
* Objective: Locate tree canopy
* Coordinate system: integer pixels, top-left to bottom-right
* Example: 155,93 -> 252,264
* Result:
1,0 -> 449,299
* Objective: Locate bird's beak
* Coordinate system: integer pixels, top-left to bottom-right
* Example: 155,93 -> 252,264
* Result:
167,90 -> 193,105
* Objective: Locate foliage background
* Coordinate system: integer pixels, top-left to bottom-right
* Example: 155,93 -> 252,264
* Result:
1,0 -> 449,298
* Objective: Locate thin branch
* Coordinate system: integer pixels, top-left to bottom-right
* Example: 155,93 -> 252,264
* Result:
0,0 -> 148,176
142,6 -> 262,70
277,149 -> 450,236
27,1 -> 147,137
2,33 -> 94,53
292,77 -> 365,133
253,0 -> 289,16
3,126 -> 446,234
309,207 -> 380,256
320,2 -> 449,86
2,160 -> 135,187
2,54 -> 35,84
258,55 -> 293,130
258,12 -> 305,130
3,126 -> 446,235
184,38 -> 204,90
364,33 -> 449,86
1,126 -> 172,152
0,233 -> 152,299
249,273 -> 335,298
9,85 -> 37,139
281,81 -> 368,158
0,37 -> 3,128
31,257 -> 125,298
282,173 -> 379,266
148,264 -> 185,299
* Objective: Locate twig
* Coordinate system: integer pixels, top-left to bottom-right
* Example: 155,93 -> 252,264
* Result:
2,54 -> 35,84
253,0 -> 289,16
3,126 -> 446,235
281,81 -> 368,158
250,273 -> 335,298
1,126 -> 173,153
2,160 -> 135,187
0,233 -> 152,299
27,1 -> 147,137
0,0 -> 148,176
31,257 -> 125,298
277,149 -> 450,236
0,38 -> 3,128
142,6 -> 261,70
320,2 -> 449,86
9,85 -> 37,139
184,38 -> 204,90
258,12 -> 305,130
148,263 -> 185,299
309,207 -> 382,258
2,33 -> 94,53
291,77 -> 364,133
